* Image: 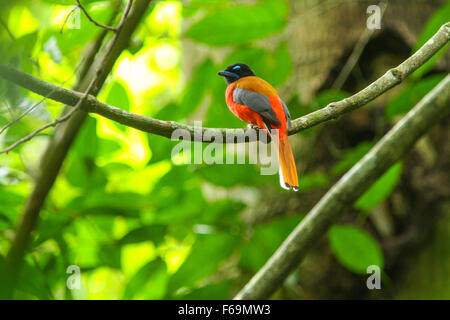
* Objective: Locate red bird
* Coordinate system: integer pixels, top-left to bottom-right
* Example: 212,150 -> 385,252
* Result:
218,63 -> 299,191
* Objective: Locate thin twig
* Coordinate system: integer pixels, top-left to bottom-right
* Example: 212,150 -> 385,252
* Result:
76,0 -> 119,32
117,0 -> 134,30
60,4 -> 80,34
0,109 -> 77,154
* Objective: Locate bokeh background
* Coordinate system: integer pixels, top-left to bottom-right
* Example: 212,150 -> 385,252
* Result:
0,0 -> 449,299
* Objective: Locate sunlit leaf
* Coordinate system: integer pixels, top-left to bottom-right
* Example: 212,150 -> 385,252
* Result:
123,258 -> 168,299
185,0 -> 288,46
118,225 -> 167,246
167,232 -> 238,295
223,43 -> 292,87
195,163 -> 267,187
32,211 -> 73,248
106,81 -> 130,112
99,243 -> 121,269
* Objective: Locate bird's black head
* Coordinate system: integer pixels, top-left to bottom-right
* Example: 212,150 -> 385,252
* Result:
218,63 -> 255,84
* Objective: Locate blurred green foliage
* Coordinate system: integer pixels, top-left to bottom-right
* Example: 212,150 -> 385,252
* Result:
0,0 -> 447,299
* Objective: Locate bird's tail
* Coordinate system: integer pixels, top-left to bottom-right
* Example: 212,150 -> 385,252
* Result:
273,133 -> 299,191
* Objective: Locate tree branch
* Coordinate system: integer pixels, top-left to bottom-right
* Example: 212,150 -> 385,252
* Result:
0,23 -> 448,143
234,73 -> 450,300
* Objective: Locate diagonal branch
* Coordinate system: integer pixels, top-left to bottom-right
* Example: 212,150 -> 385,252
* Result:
0,23 -> 448,143
235,73 -> 450,300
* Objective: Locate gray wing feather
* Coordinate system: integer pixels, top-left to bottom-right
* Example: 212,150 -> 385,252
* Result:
280,99 -> 292,129
233,87 -> 281,126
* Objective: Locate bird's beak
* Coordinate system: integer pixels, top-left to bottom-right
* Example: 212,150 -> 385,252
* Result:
218,70 -> 239,79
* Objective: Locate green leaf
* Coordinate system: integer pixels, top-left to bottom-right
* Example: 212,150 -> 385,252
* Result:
299,172 -> 329,191
0,188 -> 24,206
156,59 -> 216,123
41,0 -> 104,4
123,258 -> 168,299
355,162 -> 403,212
312,89 -> 350,110
195,163 -> 267,187
386,74 -> 446,118
106,81 -> 130,112
66,117 -> 108,190
265,42 -> 292,86
15,257 -> 54,299
328,224 -> 384,274
41,3 -> 114,56
32,211 -> 73,248
239,215 -> 302,271
180,60 -> 215,115
196,199 -> 245,228
223,43 -> 292,87
185,0 -> 288,46
2,32 -> 38,68
331,141 -> 375,176
105,81 -> 130,132
68,192 -> 152,217
155,187 -> 207,224
99,243 -> 121,269
167,232 -> 238,295
118,225 -> 167,246
98,138 -> 121,156
412,3 -> 450,79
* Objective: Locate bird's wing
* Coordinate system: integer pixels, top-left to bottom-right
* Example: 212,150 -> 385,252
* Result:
280,98 -> 291,129
232,87 -> 281,126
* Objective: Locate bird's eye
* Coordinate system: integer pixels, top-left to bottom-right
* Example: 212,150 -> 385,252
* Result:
232,66 -> 241,70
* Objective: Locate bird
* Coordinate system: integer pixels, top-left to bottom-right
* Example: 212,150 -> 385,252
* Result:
218,63 -> 299,191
